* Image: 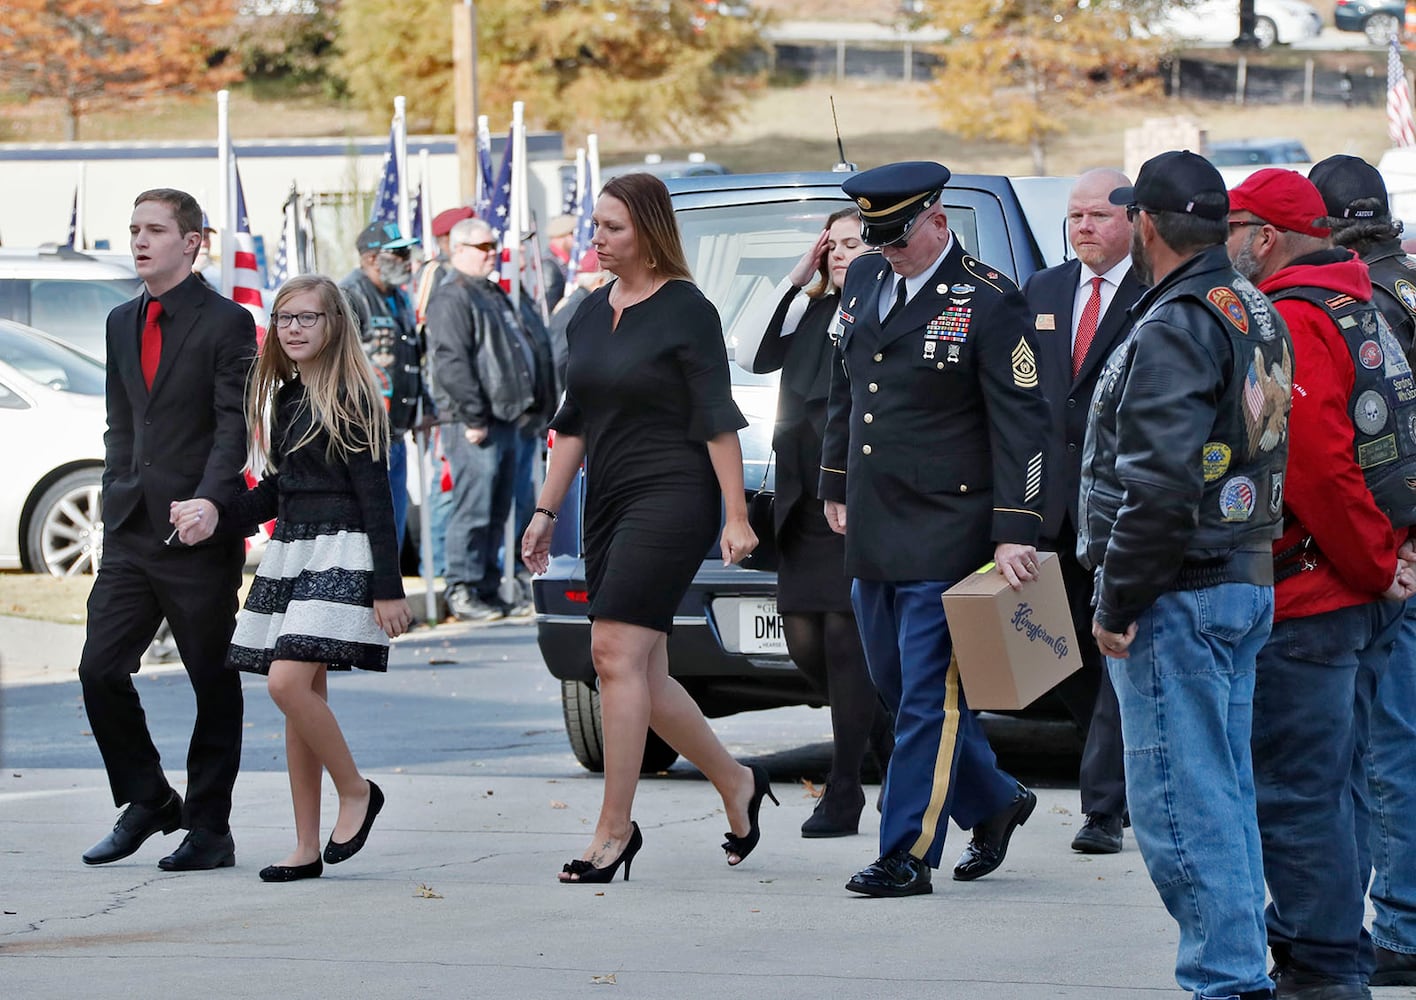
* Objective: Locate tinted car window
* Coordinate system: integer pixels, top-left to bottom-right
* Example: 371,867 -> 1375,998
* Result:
27,278 -> 137,358
676,199 -> 980,385
0,324 -> 106,395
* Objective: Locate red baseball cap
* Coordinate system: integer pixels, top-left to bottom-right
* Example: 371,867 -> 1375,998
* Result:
431,206 -> 475,238
1227,168 -> 1331,238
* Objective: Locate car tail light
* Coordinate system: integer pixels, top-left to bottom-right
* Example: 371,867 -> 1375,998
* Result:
564,590 -> 590,603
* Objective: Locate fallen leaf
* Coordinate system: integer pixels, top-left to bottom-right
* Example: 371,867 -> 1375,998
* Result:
485,790 -> 494,796
590,973 -> 617,985
800,778 -> 823,799
550,800 -> 568,809
413,883 -> 443,899
1049,805 -> 1073,815
428,658 -> 455,665
749,908 -> 760,913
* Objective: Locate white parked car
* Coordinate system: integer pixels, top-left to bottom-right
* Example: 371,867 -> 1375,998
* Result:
0,320 -> 106,575
1152,0 -> 1324,49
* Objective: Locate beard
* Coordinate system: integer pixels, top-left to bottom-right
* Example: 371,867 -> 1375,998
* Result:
1129,226 -> 1153,286
379,258 -> 412,287
1230,240 -> 1262,283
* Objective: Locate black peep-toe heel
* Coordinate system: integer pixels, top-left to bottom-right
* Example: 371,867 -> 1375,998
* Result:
560,822 -> 643,884
722,764 -> 778,866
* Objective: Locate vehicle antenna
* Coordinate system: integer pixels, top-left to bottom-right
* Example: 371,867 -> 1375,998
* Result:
830,97 -> 856,173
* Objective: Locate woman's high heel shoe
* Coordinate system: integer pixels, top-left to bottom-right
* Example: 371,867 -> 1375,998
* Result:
560,822 -> 642,884
722,763 -> 778,866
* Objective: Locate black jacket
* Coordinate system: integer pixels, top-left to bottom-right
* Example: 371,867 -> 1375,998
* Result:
1078,245 -> 1293,632
102,273 -> 255,541
820,237 -> 1051,581
1360,237 -> 1416,360
425,269 -> 559,432
1022,259 -> 1145,539
339,268 -> 432,434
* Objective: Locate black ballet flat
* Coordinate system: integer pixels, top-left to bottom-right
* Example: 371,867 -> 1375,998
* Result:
323,780 -> 384,865
259,858 -> 323,882
722,764 -> 778,866
560,822 -> 642,884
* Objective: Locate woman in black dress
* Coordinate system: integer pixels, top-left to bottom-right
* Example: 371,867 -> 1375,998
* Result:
735,209 -> 893,837
522,173 -> 775,883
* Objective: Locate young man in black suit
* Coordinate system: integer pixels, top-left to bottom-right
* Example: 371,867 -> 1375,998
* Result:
78,188 -> 256,871
1022,168 -> 1144,855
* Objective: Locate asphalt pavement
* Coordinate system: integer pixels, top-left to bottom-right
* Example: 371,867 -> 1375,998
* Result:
2,612 -> 1412,999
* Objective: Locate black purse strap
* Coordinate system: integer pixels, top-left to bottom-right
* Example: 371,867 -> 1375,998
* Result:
755,450 -> 774,492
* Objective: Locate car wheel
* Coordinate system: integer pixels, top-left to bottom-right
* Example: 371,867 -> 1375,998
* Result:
560,679 -> 680,774
1366,12 -> 1402,46
1252,15 -> 1277,48
25,468 -> 103,576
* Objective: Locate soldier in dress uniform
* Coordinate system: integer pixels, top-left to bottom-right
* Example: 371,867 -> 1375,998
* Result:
820,161 -> 1051,897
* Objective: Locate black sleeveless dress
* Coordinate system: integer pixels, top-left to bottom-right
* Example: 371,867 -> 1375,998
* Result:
550,280 -> 747,633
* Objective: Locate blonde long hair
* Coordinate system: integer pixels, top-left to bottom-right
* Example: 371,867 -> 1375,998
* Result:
247,274 -> 390,469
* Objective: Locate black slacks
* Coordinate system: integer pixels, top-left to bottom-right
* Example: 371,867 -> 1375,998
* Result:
1044,522 -> 1127,818
78,519 -> 245,833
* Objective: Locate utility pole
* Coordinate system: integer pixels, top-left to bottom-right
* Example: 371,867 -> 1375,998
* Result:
453,1 -> 480,204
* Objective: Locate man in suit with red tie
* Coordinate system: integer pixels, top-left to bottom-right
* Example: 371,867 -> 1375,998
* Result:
78,189 -> 256,871
1022,168 -> 1145,855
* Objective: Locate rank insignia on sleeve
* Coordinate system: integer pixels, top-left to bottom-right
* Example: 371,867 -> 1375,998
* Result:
1398,280 -> 1416,313
1207,287 -> 1249,335
1011,336 -> 1039,389
1035,313 -> 1056,331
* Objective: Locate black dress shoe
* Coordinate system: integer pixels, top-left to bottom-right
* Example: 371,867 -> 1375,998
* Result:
846,849 -> 933,897
1274,964 -> 1370,999
801,782 -> 865,838
324,780 -> 384,864
259,858 -> 323,882
1373,946 -> 1416,987
82,790 -> 182,866
158,828 -> 235,871
953,782 -> 1037,881
1070,812 -> 1123,854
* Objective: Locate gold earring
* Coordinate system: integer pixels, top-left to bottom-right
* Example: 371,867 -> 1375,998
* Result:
647,258 -> 657,269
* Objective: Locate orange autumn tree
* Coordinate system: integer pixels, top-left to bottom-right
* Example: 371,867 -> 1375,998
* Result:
0,0 -> 241,140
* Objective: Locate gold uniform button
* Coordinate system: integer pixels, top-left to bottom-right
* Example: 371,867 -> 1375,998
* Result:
862,444 -> 872,455
873,353 -> 883,362
868,382 -> 879,393
863,413 -> 874,424
936,362 -> 945,370
960,484 -> 969,493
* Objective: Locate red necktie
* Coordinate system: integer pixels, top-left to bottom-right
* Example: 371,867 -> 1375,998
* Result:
1072,276 -> 1103,380
141,299 -> 162,390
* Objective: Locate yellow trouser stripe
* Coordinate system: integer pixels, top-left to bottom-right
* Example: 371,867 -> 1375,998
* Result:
910,653 -> 962,858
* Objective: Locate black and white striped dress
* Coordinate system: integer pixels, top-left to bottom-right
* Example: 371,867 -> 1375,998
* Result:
226,379 -> 403,674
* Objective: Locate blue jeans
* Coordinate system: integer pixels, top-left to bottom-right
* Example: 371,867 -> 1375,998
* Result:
1106,584 -> 1274,1000
388,434 -> 409,553
852,578 -> 1018,868
442,421 -> 517,598
419,487 -> 454,579
1253,600 -> 1400,982
510,428 -> 541,576
1357,597 -> 1416,957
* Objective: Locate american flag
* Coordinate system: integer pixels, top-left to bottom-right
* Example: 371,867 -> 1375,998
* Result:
409,183 -> 424,249
64,187 -> 79,249
487,136 -> 515,292
566,172 -> 595,282
1390,35 -> 1416,149
230,165 -> 268,341
269,188 -> 303,290
370,122 -> 400,224
475,126 -> 495,218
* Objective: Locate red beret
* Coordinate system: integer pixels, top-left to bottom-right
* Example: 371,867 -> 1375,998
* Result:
1228,169 -> 1331,238
431,206 -> 475,238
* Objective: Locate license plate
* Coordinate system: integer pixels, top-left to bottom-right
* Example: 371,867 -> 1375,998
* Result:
736,598 -> 787,655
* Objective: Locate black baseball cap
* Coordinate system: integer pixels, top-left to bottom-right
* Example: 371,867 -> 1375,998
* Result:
841,161 -> 952,246
1308,154 -> 1390,220
355,220 -> 419,254
1108,150 -> 1228,221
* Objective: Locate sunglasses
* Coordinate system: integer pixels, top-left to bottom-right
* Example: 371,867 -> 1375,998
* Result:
460,241 -> 498,253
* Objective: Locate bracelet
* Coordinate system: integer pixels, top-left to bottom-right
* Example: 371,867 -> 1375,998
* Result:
535,507 -> 558,521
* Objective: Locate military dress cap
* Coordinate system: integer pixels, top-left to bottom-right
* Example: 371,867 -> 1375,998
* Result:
1108,150 -> 1228,221
1228,168 -> 1331,238
431,206 -> 475,238
355,220 -> 419,253
841,161 -> 952,245
1308,154 -> 1390,221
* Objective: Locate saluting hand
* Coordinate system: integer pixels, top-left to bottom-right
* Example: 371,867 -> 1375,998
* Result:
788,229 -> 831,288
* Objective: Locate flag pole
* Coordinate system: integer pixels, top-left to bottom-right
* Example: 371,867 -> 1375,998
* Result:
394,96 -> 410,237
415,147 -> 438,626
218,90 -> 235,299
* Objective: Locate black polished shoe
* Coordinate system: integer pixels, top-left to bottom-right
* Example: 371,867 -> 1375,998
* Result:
1373,946 -> 1416,987
259,858 -> 323,882
845,849 -> 933,897
1070,812 -> 1123,854
82,790 -> 183,866
1274,964 -> 1371,999
324,780 -> 384,865
953,782 -> 1037,881
158,828 -> 235,871
801,782 -> 865,838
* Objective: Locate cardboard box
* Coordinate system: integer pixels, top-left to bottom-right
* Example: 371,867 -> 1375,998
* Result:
941,551 -> 1081,710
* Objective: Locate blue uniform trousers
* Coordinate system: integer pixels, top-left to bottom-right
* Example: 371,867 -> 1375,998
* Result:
851,577 -> 1018,868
